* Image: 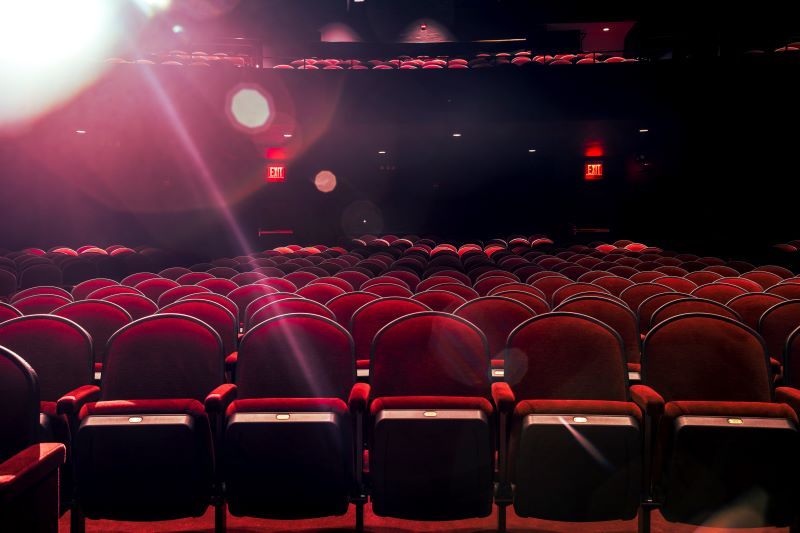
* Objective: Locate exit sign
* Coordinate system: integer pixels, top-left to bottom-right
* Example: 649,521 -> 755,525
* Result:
266,165 -> 286,182
584,161 -> 603,181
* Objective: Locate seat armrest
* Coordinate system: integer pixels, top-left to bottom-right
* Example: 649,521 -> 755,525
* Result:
225,352 -> 237,368
56,385 -> 101,417
205,384 -> 237,415
0,443 -> 66,503
348,382 -> 370,414
776,387 -> 800,416
491,382 -> 516,414
630,384 -> 665,416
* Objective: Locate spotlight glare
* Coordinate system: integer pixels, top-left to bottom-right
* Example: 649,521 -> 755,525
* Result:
452,133 -> 462,137
75,130 -> 87,134
602,27 -> 610,32
639,128 -> 649,133
172,24 -> 184,34
378,150 -> 386,154
314,170 -> 337,193
283,133 -> 292,138
528,148 -> 536,153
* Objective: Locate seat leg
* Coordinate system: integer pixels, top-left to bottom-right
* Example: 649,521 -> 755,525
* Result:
497,503 -> 507,533
637,503 -> 651,533
355,501 -> 364,533
70,508 -> 85,533
214,502 -> 226,533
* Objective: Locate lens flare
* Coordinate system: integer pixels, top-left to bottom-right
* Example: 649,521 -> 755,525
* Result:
314,170 -> 337,193
227,85 -> 272,132
0,0 -> 118,128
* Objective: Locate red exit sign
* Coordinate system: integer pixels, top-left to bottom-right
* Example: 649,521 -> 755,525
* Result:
266,165 -> 286,182
584,161 -> 603,181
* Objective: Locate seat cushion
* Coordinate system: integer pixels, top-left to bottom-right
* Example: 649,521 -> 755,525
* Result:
226,398 -> 348,417
514,399 -> 642,422
79,399 -> 206,420
370,396 -> 494,416
664,401 -> 798,424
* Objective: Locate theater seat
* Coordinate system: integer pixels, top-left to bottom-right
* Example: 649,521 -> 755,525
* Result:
368,312 -> 494,521
498,313 -> 641,525
0,345 -> 66,533
72,314 -> 230,531
224,314 -> 364,528
636,313 -> 800,528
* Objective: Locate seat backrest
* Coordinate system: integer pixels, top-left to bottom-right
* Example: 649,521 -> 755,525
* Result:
13,294 -> 72,315
0,301 -> 22,323
654,276 -> 697,293
551,282 -> 611,307
651,297 -> 741,327
176,272 -> 214,285
555,296 -> 641,364
334,270 -> 370,290
178,292 -> 239,320
236,314 -> 355,399
643,313 -> 771,403
784,326 -> 800,388
370,312 -> 490,398
101,314 -> 223,401
310,276 -> 355,292
0,346 -> 40,463
135,277 -> 180,302
637,291 -> 687,331
531,276 -> 573,303
327,291 -> 380,328
505,312 -> 628,400
411,289 -> 467,312
53,300 -> 132,364
19,263 -> 63,289
158,266 -> 191,280
248,297 -> 334,329
690,282 -> 748,304
619,283 -> 671,314
767,283 -> 800,300
296,282 -> 347,304
11,286 -> 72,303
72,278 -> 119,301
157,285 -> 212,308
728,293 -> 787,331
0,315 -> 92,401
196,277 -> 238,295
454,296 -> 536,360
227,284 -> 279,323
101,293 -> 159,320
160,299 -> 238,356
759,300 -> 800,361
351,297 -> 431,360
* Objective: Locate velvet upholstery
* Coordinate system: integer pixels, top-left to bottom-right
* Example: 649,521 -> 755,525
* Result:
297,283 -> 347,304
410,290 -> 466,312
619,283 -> 671,315
690,282 -> 747,304
53,300 -> 132,367
551,282 -> 611,307
351,297 -> 430,362
72,278 -> 118,301
102,293 -> 158,321
758,300 -> 800,362
156,285 -> 212,308
160,300 -> 238,357
650,297 -> 741,327
327,291 -> 380,327
556,296 -> 641,364
134,277 -> 180,302
227,284 -> 279,323
654,276 -> 697,293
636,292 -> 686,331
454,296 -> 536,361
530,276 -> 573,302
196,277 -> 238,295
728,292 -> 787,330
248,298 -> 335,329
592,275 -> 635,296
13,294 -> 72,315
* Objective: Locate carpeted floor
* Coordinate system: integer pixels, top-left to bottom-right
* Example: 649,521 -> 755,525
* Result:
58,505 -> 789,532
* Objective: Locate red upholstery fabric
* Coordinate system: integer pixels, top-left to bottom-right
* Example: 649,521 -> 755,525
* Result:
327,292 -> 380,327
0,443 -> 66,500
650,297 -> 740,327
663,400 -> 797,424
555,296 -> 641,364
236,314 -> 354,401
204,383 -> 237,414
690,283 -> 747,304
775,387 -> 800,416
370,395 -> 494,416
102,293 -> 158,321
411,290 -> 466,312
72,279 -> 118,301
592,276 -> 635,296
759,300 -> 800,362
0,315 -> 93,402
249,298 -> 335,328
160,300 -> 237,357
491,382 -> 515,413
55,384 -> 101,416
530,276 -> 572,302
351,298 -> 430,360
493,291 -> 550,314
630,384 -> 665,415
506,313 -> 628,401
226,397 -> 349,416
297,283 -> 346,304
619,283 -> 671,315
228,285 -> 279,322
454,297 -> 536,361
78,398 -> 207,419
53,300 -> 132,366
654,276 -> 697,293
13,294 -> 72,315
643,314 -> 772,403
196,277 -> 238,295
370,313 -> 490,398
134,278 -> 179,302
156,285 -> 212,308
637,292 -> 686,331
513,399 -> 641,421
348,382 -> 370,412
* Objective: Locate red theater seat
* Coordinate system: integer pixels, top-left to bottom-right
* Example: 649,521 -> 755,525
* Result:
13,294 -> 72,315
327,291 -> 380,328
224,314 -> 362,523
72,314 -> 227,528
160,300 -> 237,361
297,282 -> 347,304
650,297 -> 741,327
499,313 -> 640,523
0,346 -> 66,532
411,289 -> 466,312
759,300 -> 800,368
690,282 -> 747,304
637,314 -> 800,527
248,297 -> 334,329
227,284 -> 279,324
156,285 -> 212,308
72,278 -> 119,301
728,292 -> 787,330
368,312 -> 494,521
134,278 -> 180,303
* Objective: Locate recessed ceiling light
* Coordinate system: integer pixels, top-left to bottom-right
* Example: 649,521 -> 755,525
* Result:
378,150 -> 386,154
75,130 -> 86,134
452,133 -> 461,137
602,27 -> 610,32
639,128 -> 649,133
283,133 -> 292,138
528,148 -> 536,153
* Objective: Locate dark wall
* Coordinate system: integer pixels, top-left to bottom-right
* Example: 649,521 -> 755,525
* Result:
0,59 -> 797,259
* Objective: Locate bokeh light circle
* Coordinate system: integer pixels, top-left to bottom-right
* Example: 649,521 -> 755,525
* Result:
314,170 -> 337,193
227,85 -> 272,131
